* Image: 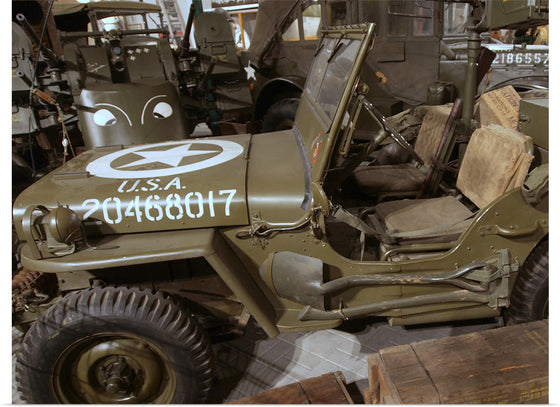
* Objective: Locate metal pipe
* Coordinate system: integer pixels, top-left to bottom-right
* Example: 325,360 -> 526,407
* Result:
16,14 -> 59,67
178,3 -> 196,58
298,290 -> 490,321
60,28 -> 168,40
380,241 -> 456,261
461,28 -> 481,136
16,71 -> 33,88
318,261 -> 490,295
197,57 -> 217,91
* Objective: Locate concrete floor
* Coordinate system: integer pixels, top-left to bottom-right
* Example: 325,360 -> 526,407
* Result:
207,317 -> 503,403
13,316 -> 503,403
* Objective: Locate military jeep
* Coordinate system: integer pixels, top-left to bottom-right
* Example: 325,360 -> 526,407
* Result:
13,24 -> 548,403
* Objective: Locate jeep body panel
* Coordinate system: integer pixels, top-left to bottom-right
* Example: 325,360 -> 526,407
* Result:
75,80 -> 189,149
222,187 -> 547,331
13,135 -> 252,237
247,130 -> 311,226
13,24 -> 548,339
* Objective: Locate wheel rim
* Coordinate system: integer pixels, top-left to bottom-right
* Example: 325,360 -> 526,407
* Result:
53,333 -> 176,403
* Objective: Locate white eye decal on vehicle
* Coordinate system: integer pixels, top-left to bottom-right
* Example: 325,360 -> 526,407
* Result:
94,103 -> 133,126
93,109 -> 117,126
86,140 -> 245,179
141,95 -> 170,124
152,101 -> 173,119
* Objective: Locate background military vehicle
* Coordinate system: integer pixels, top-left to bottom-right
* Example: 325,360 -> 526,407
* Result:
12,0 -> 78,197
51,0 -> 254,142
12,0 -> 254,200
13,23 -> 547,403
248,0 -> 548,132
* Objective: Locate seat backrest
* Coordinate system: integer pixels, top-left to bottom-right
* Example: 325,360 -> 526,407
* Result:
413,105 -> 452,167
456,124 -> 534,208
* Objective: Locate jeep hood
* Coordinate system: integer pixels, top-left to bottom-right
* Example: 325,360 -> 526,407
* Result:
13,131 -> 311,237
13,135 -> 252,236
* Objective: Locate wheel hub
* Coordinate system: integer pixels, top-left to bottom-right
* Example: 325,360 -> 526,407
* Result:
99,356 -> 140,395
53,334 -> 177,403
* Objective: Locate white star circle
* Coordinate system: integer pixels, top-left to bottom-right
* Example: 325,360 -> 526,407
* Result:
86,140 -> 244,179
117,143 -> 216,169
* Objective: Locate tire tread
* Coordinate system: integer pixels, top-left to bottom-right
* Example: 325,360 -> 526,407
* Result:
16,286 -> 213,403
506,239 -> 548,324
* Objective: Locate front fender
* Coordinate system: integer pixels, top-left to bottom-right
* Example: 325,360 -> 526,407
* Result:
20,228 -> 280,337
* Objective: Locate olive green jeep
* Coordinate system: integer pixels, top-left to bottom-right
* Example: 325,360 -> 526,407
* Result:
12,24 -> 548,403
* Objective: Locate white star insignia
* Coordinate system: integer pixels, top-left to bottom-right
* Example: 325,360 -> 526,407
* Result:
245,64 -> 256,81
117,143 -> 216,169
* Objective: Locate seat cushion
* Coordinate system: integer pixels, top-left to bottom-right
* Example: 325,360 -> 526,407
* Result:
352,164 -> 425,195
373,196 -> 473,244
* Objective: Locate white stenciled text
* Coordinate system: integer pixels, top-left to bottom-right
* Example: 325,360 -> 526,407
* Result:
82,189 -> 237,224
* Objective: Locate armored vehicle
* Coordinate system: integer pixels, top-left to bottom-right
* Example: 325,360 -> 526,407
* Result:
13,24 -> 548,403
249,0 -> 548,132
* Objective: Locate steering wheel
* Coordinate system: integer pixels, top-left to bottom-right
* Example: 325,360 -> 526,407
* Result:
363,99 -> 423,166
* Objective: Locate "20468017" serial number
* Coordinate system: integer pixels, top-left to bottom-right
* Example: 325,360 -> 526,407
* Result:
82,189 -> 237,224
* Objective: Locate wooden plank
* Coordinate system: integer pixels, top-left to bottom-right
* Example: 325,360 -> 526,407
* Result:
230,371 -> 354,404
366,354 -> 402,404
365,321 -> 548,404
379,346 -> 440,404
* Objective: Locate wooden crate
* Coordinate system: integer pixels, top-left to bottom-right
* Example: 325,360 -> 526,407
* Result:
365,320 -> 548,404
229,371 -> 354,404
477,85 -> 521,129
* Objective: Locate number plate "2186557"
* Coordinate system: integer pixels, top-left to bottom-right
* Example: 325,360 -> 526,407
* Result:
492,52 -> 548,66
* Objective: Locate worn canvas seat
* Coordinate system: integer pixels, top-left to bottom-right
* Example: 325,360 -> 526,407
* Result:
369,124 -> 534,248
352,105 -> 452,197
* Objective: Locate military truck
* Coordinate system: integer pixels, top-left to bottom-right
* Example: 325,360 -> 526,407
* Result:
249,0 -> 548,132
13,23 -> 547,403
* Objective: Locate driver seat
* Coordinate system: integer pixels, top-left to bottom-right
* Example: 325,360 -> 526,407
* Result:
368,124 -> 534,257
351,105 -> 452,200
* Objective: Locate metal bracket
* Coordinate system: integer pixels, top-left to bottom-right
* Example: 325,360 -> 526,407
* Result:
478,219 -> 546,237
494,249 -> 519,309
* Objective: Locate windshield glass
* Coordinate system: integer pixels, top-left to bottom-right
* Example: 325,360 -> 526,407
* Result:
304,36 -> 361,120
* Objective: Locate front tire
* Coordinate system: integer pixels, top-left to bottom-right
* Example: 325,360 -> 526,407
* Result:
16,287 -> 213,404
505,239 -> 548,324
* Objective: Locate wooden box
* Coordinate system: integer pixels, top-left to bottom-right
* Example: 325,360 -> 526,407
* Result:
230,371 -> 354,404
477,85 -> 521,129
365,320 -> 548,404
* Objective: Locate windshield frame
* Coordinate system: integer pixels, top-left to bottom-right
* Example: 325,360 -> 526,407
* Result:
294,23 -> 375,183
